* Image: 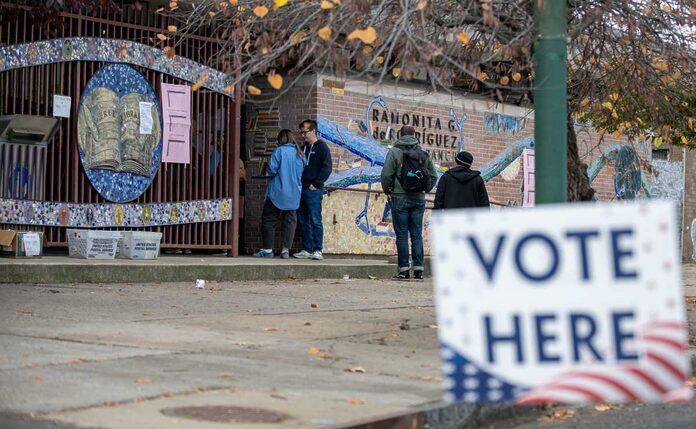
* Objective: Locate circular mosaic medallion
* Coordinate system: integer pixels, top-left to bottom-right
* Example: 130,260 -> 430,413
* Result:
77,63 -> 162,203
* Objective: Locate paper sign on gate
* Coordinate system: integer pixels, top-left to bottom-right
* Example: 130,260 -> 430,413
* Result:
431,201 -> 691,404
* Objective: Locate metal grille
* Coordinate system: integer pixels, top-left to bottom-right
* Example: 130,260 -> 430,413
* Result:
0,3 -> 241,254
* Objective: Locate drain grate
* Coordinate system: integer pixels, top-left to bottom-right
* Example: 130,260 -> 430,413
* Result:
160,405 -> 288,423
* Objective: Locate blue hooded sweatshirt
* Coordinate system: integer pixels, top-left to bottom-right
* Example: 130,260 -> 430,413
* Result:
265,144 -> 306,210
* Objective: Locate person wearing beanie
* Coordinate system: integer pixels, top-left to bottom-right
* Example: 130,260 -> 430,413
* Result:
433,150 -> 490,210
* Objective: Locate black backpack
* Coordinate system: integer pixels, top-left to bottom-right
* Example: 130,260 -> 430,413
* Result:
398,146 -> 431,193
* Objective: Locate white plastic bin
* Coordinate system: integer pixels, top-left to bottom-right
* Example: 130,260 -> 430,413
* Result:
119,231 -> 162,260
67,229 -> 122,259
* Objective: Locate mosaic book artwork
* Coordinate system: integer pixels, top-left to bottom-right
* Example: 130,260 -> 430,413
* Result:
0,198 -> 233,228
77,64 -> 162,203
0,38 -> 233,96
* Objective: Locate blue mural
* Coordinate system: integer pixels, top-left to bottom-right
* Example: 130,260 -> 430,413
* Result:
587,144 -> 651,199
484,112 -> 528,136
77,64 -> 163,203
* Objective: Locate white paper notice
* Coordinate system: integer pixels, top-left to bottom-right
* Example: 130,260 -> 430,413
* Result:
53,95 -> 71,118
22,233 -> 41,256
139,102 -> 154,135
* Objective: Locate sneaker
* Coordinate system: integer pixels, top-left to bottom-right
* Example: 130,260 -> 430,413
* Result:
254,250 -> 274,258
280,249 -> 290,259
414,270 -> 424,280
293,250 -> 312,259
311,251 -> 323,260
392,271 -> 410,280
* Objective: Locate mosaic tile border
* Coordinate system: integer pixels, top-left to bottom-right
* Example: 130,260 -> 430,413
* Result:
0,38 -> 233,96
0,198 -> 233,228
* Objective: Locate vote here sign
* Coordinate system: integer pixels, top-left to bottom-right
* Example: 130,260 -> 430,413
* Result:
431,201 -> 691,404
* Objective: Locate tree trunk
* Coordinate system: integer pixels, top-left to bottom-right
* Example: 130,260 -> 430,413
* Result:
566,118 -> 596,201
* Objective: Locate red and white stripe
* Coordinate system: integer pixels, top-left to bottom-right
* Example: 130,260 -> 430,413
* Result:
516,321 -> 692,404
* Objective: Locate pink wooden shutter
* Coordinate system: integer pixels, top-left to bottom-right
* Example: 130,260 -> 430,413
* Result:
161,83 -> 192,164
522,148 -> 535,207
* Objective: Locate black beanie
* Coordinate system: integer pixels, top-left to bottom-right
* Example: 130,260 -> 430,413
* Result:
455,151 -> 474,167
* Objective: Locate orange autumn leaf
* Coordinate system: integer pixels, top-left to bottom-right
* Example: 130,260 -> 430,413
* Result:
307,347 -> 319,355
253,5 -> 269,17
512,72 -> 522,82
208,11 -> 217,17
134,377 -> 153,384
478,71 -> 489,81
31,375 -> 46,382
290,30 -> 306,44
318,26 -> 332,41
156,33 -> 168,41
347,27 -> 377,44
267,72 -> 283,90
348,398 -> 367,404
167,25 -> 177,32
164,46 -> 176,58
247,85 -> 262,96
392,67 -> 401,77
320,0 -> 334,9
456,31 -> 470,45
263,327 -> 279,331
376,56 -> 384,64
16,309 -> 33,314
499,76 -> 510,85
416,0 -> 427,10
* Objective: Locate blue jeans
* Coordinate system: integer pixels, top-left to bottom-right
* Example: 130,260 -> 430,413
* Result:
390,196 -> 425,272
298,188 -> 324,252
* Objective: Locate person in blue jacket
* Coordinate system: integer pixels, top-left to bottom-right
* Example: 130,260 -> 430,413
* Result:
254,129 -> 306,258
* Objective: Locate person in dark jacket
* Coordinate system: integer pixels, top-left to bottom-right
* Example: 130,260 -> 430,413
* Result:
293,119 -> 333,261
433,151 -> 490,210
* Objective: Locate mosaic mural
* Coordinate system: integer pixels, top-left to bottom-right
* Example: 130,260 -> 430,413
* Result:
587,144 -> 651,198
0,198 -> 232,228
77,64 -> 162,203
0,38 -> 233,95
484,112 -> 529,136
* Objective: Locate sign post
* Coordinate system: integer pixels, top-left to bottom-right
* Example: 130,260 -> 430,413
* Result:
432,201 -> 690,404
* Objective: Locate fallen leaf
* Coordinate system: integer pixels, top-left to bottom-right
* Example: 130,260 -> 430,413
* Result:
264,327 -> 280,332
594,403 -> 614,412
271,393 -> 287,400
31,375 -> 46,382
253,5 -> 269,17
307,347 -> 319,355
348,398 -> 367,404
16,309 -> 33,315
304,322 -> 312,326
347,27 -> 377,44
142,312 -> 153,316
344,366 -> 366,373
134,377 -> 153,384
247,85 -> 262,96
368,275 -> 378,280
267,71 -> 283,90
310,303 -> 318,308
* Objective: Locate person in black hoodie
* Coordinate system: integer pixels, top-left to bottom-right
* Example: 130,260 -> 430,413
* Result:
293,119 -> 333,260
433,151 -> 490,210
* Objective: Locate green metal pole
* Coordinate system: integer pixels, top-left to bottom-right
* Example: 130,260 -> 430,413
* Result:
534,0 -> 567,204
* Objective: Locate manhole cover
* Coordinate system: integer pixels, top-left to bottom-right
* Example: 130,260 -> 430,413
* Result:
160,405 -> 288,423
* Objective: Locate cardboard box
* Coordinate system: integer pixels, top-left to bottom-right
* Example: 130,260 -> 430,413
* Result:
119,231 -> 162,260
0,230 -> 44,258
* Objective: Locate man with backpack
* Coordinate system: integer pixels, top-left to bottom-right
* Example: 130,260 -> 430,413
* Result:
380,125 -> 437,280
433,151 -> 490,210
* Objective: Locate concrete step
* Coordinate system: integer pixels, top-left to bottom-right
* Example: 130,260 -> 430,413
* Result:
0,256 -> 397,284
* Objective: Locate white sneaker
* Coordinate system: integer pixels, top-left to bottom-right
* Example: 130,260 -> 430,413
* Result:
293,250 -> 312,259
311,251 -> 323,260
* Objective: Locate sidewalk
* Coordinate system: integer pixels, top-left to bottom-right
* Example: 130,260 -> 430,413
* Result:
0,255 -> 397,284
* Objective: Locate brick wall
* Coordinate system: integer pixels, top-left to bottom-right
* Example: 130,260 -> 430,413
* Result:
241,75 -> 645,255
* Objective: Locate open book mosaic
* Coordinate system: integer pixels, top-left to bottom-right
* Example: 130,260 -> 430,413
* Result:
77,63 -> 162,202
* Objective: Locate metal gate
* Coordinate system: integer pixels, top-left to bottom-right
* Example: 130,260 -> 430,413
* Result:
0,3 -> 241,254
